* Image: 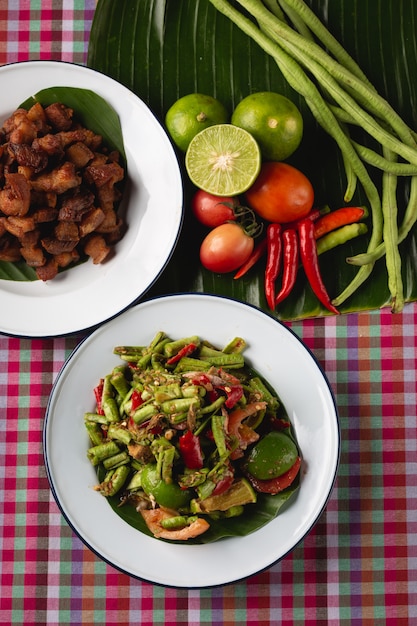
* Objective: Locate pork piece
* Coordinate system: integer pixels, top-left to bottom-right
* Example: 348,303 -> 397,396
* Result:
44,103 -> 73,131
98,176 -> 123,212
0,173 -> 31,216
0,234 -> 21,261
19,228 -> 40,247
32,133 -> 64,159
65,141 -> 94,168
85,161 -> 125,212
20,244 -> 45,267
17,165 -> 34,181
8,142 -> 48,174
2,109 -> 25,134
57,128 -> 103,151
78,207 -> 105,237
54,249 -> 80,268
26,102 -> 51,135
35,257 -> 59,281
88,152 -> 108,167
41,236 -> 79,255
30,190 -> 57,208
3,215 -> 36,238
83,234 -> 110,264
85,161 -> 124,188
2,109 -> 37,144
96,208 -> 117,233
31,161 -> 81,194
54,220 -> 79,242
105,217 -> 125,244
58,188 -> 95,221
32,207 -> 59,224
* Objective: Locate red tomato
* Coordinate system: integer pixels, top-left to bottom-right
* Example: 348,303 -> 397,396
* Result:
246,162 -> 314,223
191,189 -> 237,227
200,223 -> 254,273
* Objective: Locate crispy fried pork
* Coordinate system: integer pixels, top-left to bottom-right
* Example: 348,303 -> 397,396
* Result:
0,101 -> 125,280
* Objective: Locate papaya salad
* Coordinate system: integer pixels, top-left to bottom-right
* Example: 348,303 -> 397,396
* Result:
84,332 -> 302,542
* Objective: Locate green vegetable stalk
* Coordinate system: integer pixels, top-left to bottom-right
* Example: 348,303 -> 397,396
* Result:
208,0 -> 417,312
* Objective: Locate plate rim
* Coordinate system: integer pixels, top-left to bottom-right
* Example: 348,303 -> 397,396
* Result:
43,292 -> 341,588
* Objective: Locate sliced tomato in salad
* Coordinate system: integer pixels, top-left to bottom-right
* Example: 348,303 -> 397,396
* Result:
245,456 -> 302,494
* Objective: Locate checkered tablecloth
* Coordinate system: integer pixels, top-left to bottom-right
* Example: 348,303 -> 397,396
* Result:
0,2 -> 417,624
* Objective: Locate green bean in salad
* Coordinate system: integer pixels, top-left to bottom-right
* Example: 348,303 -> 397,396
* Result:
85,332 -> 302,542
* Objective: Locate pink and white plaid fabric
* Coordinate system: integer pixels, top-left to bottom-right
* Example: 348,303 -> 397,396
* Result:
0,1 -> 416,624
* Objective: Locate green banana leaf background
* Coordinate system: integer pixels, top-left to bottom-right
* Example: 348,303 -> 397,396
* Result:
87,0 -> 417,321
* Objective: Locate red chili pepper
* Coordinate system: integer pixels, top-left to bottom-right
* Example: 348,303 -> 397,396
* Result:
314,206 -> 366,239
205,428 -> 215,441
217,384 -> 243,409
179,430 -> 204,469
93,379 -> 105,415
166,342 -> 198,365
208,388 -> 220,403
297,218 -> 339,315
269,415 -> 291,430
212,469 -> 234,496
274,228 -> 299,307
228,402 -> 266,459
130,389 -> 144,412
233,237 -> 267,279
265,223 -> 282,309
283,207 -> 322,230
191,373 -> 212,388
245,456 -> 301,494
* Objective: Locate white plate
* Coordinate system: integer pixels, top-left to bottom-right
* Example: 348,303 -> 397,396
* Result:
0,61 -> 183,337
44,293 -> 340,588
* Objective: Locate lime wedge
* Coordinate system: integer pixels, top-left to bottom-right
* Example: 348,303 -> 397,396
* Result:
185,124 -> 261,196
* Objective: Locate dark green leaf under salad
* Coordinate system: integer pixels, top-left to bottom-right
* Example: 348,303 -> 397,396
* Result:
85,332 -> 301,544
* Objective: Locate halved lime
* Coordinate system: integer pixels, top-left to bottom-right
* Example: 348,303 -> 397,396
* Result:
185,124 -> 261,196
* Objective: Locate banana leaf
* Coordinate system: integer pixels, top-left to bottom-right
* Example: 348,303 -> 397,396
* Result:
87,0 -> 417,320
96,448 -> 300,544
0,87 -> 125,281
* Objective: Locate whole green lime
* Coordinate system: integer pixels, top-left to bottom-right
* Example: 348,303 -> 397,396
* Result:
231,91 -> 303,161
245,431 -> 299,480
165,93 -> 228,152
141,464 -> 192,509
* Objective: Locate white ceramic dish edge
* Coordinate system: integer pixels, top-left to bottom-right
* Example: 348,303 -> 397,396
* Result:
44,293 -> 340,588
0,61 -> 183,337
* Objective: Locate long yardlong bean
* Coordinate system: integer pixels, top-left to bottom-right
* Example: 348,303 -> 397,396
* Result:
381,148 -> 403,312
208,0 -> 417,311
347,176 -> 417,266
